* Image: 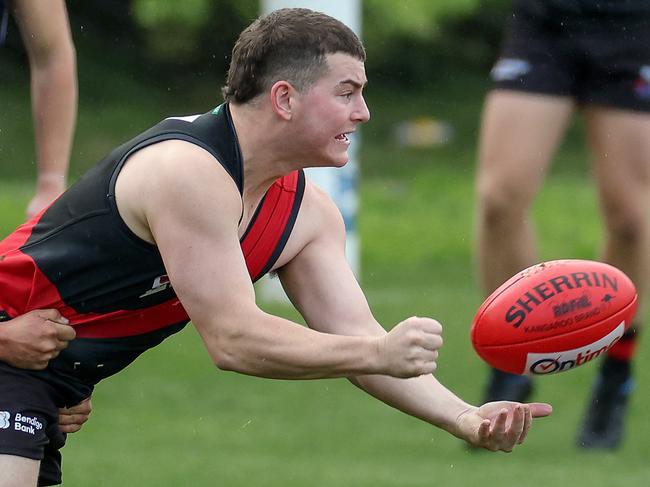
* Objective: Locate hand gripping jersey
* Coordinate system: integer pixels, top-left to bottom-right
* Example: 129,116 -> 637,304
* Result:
0,103 -> 305,402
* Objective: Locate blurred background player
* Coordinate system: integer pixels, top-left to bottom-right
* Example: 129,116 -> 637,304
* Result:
2,0 -> 77,218
474,0 -> 650,449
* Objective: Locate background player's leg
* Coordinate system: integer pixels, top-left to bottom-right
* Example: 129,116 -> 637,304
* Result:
475,90 -> 574,402
577,106 -> 650,449
0,454 -> 39,487
475,90 -> 574,293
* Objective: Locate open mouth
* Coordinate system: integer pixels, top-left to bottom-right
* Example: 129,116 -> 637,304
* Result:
335,133 -> 351,143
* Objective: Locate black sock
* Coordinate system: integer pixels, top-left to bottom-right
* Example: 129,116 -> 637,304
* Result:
601,355 -> 631,381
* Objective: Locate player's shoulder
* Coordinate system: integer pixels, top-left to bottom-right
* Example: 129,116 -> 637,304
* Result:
301,178 -> 345,231
295,177 -> 346,247
138,138 -> 216,164
126,139 -> 237,194
271,177 -> 346,270
116,139 -> 242,240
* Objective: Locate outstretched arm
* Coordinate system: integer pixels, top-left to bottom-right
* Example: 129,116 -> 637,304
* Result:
278,182 -> 552,451
11,0 -> 77,217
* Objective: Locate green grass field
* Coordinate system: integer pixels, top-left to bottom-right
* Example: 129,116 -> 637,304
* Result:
2,65 -> 649,485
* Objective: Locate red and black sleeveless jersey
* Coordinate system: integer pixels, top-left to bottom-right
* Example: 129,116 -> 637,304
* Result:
0,104 -> 304,398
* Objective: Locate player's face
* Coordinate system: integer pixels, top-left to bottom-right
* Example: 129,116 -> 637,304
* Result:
293,52 -> 370,168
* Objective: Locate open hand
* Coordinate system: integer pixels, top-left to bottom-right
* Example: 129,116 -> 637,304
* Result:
456,401 -> 553,452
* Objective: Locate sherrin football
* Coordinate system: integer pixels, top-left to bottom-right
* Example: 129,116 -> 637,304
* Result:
471,259 -> 637,376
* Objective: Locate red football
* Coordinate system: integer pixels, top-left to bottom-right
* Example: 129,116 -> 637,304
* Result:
471,259 -> 637,375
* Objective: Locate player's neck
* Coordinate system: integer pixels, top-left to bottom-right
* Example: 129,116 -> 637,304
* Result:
229,101 -> 304,194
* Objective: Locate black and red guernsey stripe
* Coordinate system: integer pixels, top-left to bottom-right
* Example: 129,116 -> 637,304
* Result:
242,169 -> 304,281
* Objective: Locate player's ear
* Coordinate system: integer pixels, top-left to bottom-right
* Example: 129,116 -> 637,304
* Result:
270,81 -> 294,120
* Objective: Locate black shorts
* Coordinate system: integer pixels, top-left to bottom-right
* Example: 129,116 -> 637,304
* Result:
490,0 -> 650,112
0,363 -> 68,486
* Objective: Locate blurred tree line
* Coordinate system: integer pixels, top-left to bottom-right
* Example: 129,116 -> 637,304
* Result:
58,0 -> 511,89
1,0 -> 511,180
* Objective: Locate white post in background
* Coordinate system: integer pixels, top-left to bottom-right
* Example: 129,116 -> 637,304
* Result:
258,0 -> 362,302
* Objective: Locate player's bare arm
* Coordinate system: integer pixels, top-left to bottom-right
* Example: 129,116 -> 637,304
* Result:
115,141 -> 419,380
11,0 -> 77,217
277,182 -> 552,451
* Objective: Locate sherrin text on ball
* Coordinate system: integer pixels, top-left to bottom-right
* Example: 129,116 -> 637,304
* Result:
471,260 -> 637,375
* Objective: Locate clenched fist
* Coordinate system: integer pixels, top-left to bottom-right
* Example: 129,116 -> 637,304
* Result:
377,316 -> 443,378
0,309 -> 75,369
